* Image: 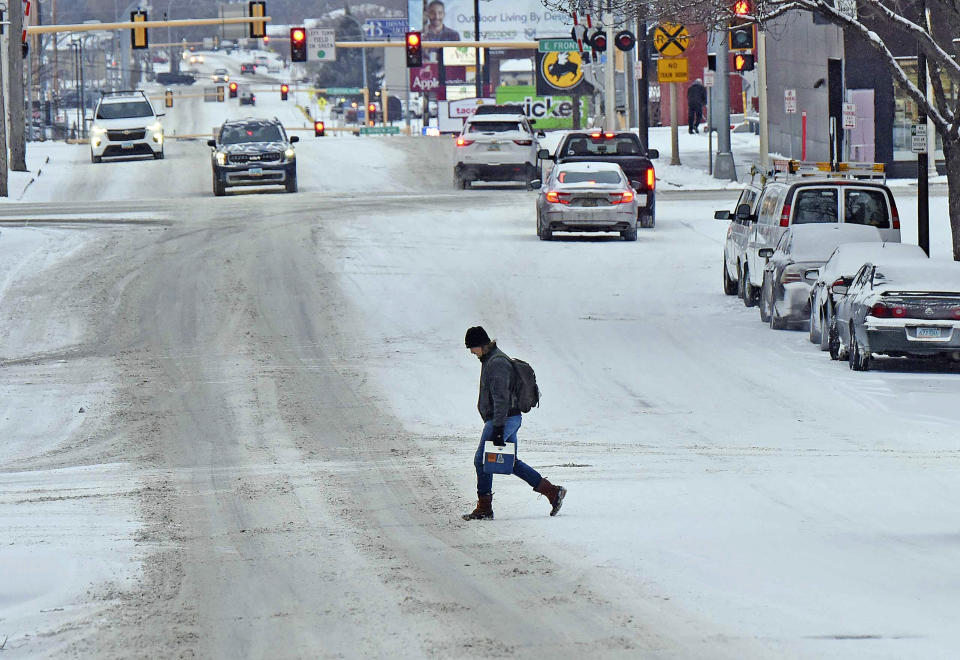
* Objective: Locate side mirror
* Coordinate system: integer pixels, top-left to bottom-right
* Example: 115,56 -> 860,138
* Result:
714,209 -> 731,220
735,203 -> 753,221
803,268 -> 820,283
758,247 -> 775,259
831,284 -> 848,296
528,119 -> 536,126
630,180 -> 642,190
206,139 -> 216,147
536,130 -> 546,138
290,135 -> 299,143
157,113 -> 166,117
528,179 -> 542,190
647,148 -> 659,159
537,148 -> 551,160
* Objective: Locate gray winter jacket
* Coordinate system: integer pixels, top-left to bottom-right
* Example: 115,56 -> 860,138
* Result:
477,344 -> 520,426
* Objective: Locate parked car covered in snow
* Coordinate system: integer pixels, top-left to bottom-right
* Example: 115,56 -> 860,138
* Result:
830,260 -> 960,370
757,224 -> 885,329
716,180 -> 763,296
807,242 -> 927,350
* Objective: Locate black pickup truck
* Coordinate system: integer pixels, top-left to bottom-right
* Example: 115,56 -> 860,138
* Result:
539,132 -> 659,228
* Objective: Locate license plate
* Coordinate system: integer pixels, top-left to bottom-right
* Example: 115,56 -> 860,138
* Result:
580,199 -> 599,207
487,143 -> 501,151
248,167 -> 263,175
916,327 -> 944,338
121,141 -> 134,149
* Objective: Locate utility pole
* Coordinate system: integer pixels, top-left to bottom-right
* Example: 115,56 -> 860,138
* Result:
0,44 -> 8,197
917,0 -> 930,255
756,24 -> 769,170
713,28 -> 737,181
9,0 -> 28,170
603,8 -> 616,131
637,15 -> 648,149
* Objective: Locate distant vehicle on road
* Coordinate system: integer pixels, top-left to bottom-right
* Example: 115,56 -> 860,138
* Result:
208,117 -> 298,196
212,68 -> 230,83
454,113 -> 541,189
155,71 -> 196,85
238,85 -> 256,106
531,161 -> 640,241
541,131 -> 658,229
240,63 -> 256,75
89,90 -> 164,163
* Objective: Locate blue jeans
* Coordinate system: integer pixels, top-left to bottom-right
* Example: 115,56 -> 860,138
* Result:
474,415 -> 542,497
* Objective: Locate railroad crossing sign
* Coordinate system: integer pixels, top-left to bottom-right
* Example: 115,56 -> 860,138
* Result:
657,57 -> 688,83
653,23 -> 689,57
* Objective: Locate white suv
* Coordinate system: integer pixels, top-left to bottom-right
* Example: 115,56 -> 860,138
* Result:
90,91 -> 164,162
454,113 -> 540,189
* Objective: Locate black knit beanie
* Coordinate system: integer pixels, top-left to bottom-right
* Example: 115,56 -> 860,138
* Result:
464,326 -> 491,348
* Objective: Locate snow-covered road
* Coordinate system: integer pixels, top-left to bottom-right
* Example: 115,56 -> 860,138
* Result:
2,56 -> 960,658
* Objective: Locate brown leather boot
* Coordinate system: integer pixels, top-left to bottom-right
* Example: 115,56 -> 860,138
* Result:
534,478 -> 567,516
462,493 -> 494,520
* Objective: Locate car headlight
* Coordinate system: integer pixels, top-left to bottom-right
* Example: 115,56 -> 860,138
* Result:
91,125 -> 107,135
284,147 -> 295,160
216,152 -> 227,166
147,122 -> 163,133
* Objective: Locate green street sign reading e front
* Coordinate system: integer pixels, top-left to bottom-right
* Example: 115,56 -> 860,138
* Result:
539,38 -> 578,53
360,126 -> 400,135
323,87 -> 363,95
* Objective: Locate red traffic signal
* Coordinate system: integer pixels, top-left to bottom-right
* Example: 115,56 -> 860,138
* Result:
734,0 -> 752,16
405,31 -> 422,68
314,120 -> 325,137
290,27 -> 307,62
733,53 -> 755,72
589,29 -> 607,51
614,30 -> 635,51
280,83 -> 289,100
228,81 -> 238,98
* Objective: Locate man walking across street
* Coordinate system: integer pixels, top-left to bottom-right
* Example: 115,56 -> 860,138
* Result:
462,326 -> 566,520
687,78 -> 707,134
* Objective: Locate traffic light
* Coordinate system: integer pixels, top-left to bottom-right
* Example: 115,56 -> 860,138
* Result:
589,29 -> 607,51
290,27 -> 307,62
734,0 -> 752,15
405,31 -> 422,68
733,53 -> 755,72
131,10 -> 148,50
248,1 -> 266,39
367,103 -> 376,123
165,90 -> 174,107
217,86 -> 225,102
614,30 -> 635,52
314,120 -> 325,137
280,83 -> 289,100
707,53 -> 717,71
729,23 -> 755,50
229,81 -> 238,98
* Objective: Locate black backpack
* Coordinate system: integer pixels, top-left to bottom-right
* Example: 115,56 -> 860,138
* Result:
496,355 -> 540,413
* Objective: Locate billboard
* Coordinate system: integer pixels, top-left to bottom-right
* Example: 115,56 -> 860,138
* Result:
495,85 -> 587,130
408,0 -> 572,41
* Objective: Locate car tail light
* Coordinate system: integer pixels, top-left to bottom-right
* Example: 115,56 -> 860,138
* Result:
545,191 -> 570,204
604,132 -> 615,138
780,267 -> 803,284
646,167 -> 655,190
513,139 -> 533,146
830,278 -> 846,292
590,132 -> 601,138
779,203 -> 791,227
870,302 -> 890,318
953,307 -> 960,319
609,190 -> 635,204
890,197 -> 901,229
456,137 -> 474,147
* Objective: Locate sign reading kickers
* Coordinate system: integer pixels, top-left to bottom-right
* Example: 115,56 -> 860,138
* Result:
535,47 -> 592,97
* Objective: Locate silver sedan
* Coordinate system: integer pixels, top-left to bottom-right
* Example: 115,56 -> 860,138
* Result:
532,162 -> 641,241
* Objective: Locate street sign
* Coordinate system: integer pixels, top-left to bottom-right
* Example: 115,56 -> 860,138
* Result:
539,38 -> 578,53
652,23 -> 689,57
911,124 -> 928,153
842,102 -> 856,129
657,57 -> 688,83
321,87 -> 363,95
363,18 -> 408,39
307,28 -> 336,62
784,89 -> 797,114
360,126 -> 401,135
703,69 -> 715,87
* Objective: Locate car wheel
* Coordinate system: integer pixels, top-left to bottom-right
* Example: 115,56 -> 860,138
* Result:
285,172 -> 298,193
808,304 -> 821,344
538,216 -> 553,241
737,263 -> 746,300
723,255 -> 737,295
154,149 -> 164,160
91,152 -> 102,164
849,324 -> 870,371
769,300 -> 788,330
828,316 -> 843,360
759,276 -> 771,323
639,212 -> 655,229
742,265 -> 757,308
818,308 -> 831,351
212,171 -> 226,196
621,224 -> 638,241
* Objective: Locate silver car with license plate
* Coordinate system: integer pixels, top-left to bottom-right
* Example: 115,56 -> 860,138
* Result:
531,162 -> 641,241
831,260 -> 960,370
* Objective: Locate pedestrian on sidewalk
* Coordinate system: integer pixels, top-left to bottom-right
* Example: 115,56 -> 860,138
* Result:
687,78 -> 707,134
461,326 -> 566,520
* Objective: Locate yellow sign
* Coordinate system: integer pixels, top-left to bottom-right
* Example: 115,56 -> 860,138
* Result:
540,50 -> 585,91
653,22 -> 689,57
657,57 -> 689,83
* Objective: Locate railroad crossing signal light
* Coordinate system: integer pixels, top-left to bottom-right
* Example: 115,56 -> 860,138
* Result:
131,10 -> 148,50
614,30 -> 636,51
589,29 -> 607,51
734,0 -> 752,16
248,1 -> 266,39
729,23 -> 755,50
405,31 -> 422,68
280,83 -> 289,100
314,120 -> 325,137
733,53 -> 755,72
290,27 -> 307,62
229,81 -> 238,98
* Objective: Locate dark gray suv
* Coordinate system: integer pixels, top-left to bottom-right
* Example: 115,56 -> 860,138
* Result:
208,118 -> 298,196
